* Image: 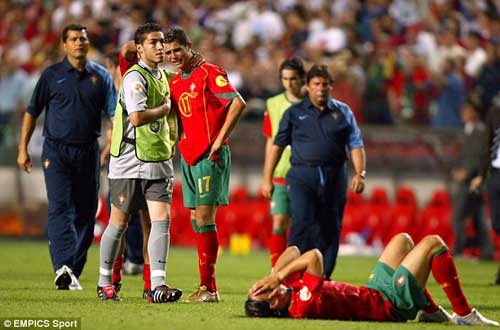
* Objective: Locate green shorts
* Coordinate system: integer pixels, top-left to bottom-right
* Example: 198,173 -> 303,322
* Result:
365,262 -> 429,321
270,183 -> 290,216
181,145 -> 230,208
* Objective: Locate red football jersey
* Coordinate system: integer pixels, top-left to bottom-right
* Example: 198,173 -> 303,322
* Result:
169,63 -> 239,165
288,272 -> 396,321
118,52 -> 137,76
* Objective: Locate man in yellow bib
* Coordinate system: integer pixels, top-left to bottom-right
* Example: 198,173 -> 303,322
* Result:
97,22 -> 181,303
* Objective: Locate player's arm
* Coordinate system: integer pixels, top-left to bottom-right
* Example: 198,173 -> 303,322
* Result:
17,112 -> 37,173
119,40 -> 138,76
122,72 -> 170,127
129,100 -> 170,127
350,147 -> 366,194
207,95 -> 246,159
249,248 -> 323,296
262,144 -> 284,199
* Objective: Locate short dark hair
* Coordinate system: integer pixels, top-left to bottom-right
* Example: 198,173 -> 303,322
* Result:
164,27 -> 191,46
244,298 -> 289,318
306,64 -> 333,84
134,22 -> 163,45
62,24 -> 87,42
463,97 -> 481,113
279,57 -> 306,80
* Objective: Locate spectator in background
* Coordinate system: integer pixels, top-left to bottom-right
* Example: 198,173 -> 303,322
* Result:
0,49 -> 29,144
471,104 -> 500,285
262,57 -> 306,267
262,64 -> 366,279
431,57 -> 465,128
473,40 -> 500,119
17,23 -> 117,290
451,100 -> 495,260
464,31 -> 487,80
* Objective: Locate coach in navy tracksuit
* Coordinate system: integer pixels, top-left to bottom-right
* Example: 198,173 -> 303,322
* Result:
262,64 -> 366,279
17,24 -> 116,290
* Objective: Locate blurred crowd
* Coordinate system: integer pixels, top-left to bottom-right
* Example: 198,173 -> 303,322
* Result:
1,0 -> 500,139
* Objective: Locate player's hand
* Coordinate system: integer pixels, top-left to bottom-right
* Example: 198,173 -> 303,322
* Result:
189,50 -> 205,68
261,181 -> 274,199
208,138 -> 223,161
248,274 -> 280,297
161,95 -> 171,114
470,176 -> 483,192
351,175 -> 365,194
17,149 -> 32,173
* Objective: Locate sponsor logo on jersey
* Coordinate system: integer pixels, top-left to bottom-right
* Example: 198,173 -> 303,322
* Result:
215,75 -> 228,87
90,74 -> 98,86
396,275 -> 405,286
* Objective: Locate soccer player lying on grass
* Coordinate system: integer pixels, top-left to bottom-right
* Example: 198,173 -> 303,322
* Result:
246,233 -> 498,326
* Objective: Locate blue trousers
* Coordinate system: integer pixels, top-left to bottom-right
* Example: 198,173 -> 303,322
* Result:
42,139 -> 99,277
287,164 -> 347,279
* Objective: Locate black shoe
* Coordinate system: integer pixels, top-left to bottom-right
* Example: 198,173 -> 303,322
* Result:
143,288 -> 151,299
148,285 -> 182,303
54,266 -> 72,290
97,285 -> 122,302
113,281 -> 122,293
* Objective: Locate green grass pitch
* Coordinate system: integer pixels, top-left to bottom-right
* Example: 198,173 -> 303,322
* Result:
0,238 -> 499,330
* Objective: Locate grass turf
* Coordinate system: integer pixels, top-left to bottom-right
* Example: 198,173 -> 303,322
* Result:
0,238 -> 499,330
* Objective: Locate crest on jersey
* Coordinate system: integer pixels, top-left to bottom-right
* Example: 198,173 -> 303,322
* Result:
299,286 -> 312,301
43,159 -> 50,169
133,82 -> 142,93
90,74 -> 98,86
215,75 -> 228,87
188,82 -> 198,98
331,111 -> 339,120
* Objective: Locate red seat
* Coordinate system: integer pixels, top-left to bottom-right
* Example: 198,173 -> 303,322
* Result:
414,189 -> 453,246
341,190 -> 366,241
384,187 -> 418,244
360,187 -> 391,245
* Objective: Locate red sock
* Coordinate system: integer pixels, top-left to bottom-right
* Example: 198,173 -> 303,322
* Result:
269,230 -> 287,267
431,249 -> 471,316
112,255 -> 123,283
422,288 -> 439,313
198,225 -> 218,292
143,264 -> 151,290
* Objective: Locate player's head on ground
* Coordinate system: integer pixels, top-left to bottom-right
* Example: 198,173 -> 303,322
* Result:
164,27 -> 193,73
134,22 -> 165,67
279,57 -> 306,96
306,64 -> 333,108
245,285 -> 291,318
